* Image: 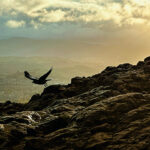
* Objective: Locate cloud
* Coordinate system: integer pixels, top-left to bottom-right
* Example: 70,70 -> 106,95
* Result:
6,20 -> 25,28
1,0 -> 150,30
39,9 -> 66,23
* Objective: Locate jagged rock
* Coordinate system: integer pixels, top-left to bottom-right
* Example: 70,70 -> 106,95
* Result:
0,102 -> 24,115
11,129 -> 26,139
30,94 -> 41,102
143,64 -> 150,73
37,115 -> 69,134
117,63 -> 133,69
26,126 -> 36,136
144,56 -> 150,62
137,61 -> 145,67
1,57 -> 150,149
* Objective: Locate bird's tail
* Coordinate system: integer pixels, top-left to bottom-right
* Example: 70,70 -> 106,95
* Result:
46,79 -> 52,81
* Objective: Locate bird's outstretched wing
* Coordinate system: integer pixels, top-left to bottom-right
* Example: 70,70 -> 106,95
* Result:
24,71 -> 37,80
39,67 -> 53,81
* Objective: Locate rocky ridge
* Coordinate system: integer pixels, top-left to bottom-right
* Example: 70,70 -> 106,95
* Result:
1,57 -> 150,149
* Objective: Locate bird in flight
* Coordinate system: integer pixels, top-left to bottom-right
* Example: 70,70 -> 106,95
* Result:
24,68 -> 53,87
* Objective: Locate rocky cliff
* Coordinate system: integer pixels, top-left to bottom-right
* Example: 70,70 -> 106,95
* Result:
1,57 -> 150,150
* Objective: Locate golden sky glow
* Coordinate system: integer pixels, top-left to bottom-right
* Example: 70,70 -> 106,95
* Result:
0,0 -> 150,65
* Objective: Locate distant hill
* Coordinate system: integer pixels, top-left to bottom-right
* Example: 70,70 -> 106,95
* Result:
0,37 -> 149,66
0,37 -> 99,58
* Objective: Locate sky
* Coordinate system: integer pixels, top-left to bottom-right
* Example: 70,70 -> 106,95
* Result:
0,0 -> 150,64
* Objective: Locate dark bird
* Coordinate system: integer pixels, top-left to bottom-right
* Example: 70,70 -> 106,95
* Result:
24,68 -> 53,87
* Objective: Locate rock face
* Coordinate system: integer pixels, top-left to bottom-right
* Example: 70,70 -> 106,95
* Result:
1,57 -> 150,150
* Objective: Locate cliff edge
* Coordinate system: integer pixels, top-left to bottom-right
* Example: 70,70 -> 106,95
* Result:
1,57 -> 150,149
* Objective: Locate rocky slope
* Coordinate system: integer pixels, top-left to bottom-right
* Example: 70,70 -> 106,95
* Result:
1,57 -> 150,150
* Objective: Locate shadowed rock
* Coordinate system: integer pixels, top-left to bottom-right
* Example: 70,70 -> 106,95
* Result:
1,56 -> 150,149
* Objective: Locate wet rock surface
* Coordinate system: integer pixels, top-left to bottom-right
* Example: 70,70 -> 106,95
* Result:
1,57 -> 150,149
